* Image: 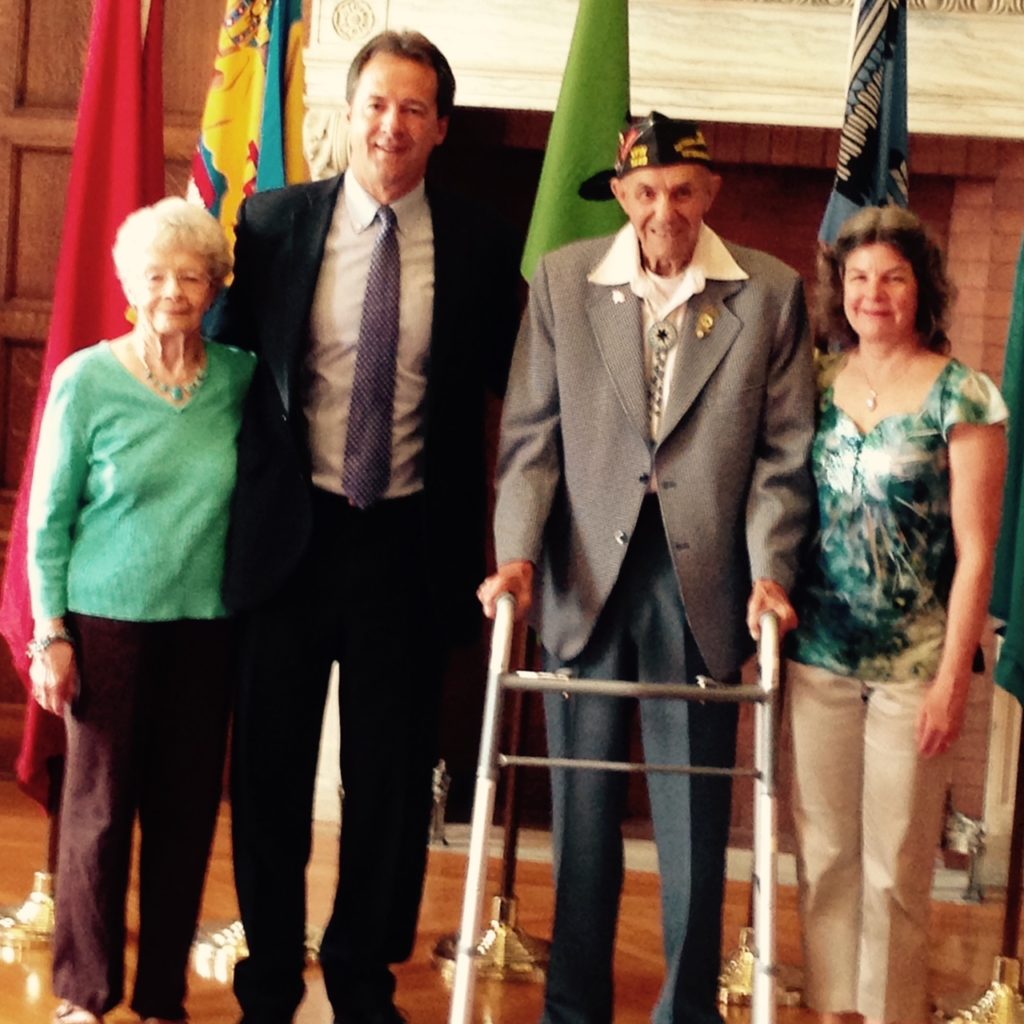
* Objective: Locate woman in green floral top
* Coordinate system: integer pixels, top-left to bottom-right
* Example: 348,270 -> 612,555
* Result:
788,207 -> 1007,1024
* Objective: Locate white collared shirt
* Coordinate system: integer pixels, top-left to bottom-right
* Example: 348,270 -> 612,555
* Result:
589,222 -> 749,439
306,173 -> 435,498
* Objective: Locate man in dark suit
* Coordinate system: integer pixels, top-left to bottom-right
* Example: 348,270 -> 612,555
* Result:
478,114 -> 815,1024
215,30 -> 520,1024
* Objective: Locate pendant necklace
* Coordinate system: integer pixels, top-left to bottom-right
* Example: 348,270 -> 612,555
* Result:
139,343 -> 208,402
857,351 -> 914,412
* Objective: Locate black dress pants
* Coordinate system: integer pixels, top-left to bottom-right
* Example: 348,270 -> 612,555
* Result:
54,615 -> 232,1020
231,490 -> 445,1024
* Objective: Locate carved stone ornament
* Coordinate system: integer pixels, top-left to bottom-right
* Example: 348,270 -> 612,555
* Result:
748,0 -> 1024,11
331,0 -> 376,41
304,107 -> 349,180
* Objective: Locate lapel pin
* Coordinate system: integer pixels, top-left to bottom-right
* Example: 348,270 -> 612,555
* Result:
695,308 -> 716,339
612,289 -> 626,304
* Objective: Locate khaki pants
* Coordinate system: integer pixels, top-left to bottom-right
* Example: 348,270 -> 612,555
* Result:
787,660 -> 952,1024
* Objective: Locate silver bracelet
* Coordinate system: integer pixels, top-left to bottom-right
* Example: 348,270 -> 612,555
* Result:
27,630 -> 74,659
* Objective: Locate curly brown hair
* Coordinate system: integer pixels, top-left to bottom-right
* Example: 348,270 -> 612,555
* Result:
814,206 -> 954,354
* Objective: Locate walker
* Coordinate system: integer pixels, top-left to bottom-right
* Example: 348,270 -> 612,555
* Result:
448,594 -> 781,1024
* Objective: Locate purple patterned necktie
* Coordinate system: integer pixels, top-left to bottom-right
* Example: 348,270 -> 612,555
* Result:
342,204 -> 400,509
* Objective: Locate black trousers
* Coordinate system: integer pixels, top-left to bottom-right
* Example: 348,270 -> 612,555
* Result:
231,490 -> 446,1024
54,615 -> 232,1020
541,497 -> 738,1024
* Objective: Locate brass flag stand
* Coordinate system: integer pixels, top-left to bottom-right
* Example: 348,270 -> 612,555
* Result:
718,676 -> 801,1010
719,923 -> 802,1009
1,769 -> 61,950
0,870 -> 55,949
433,624 -> 550,982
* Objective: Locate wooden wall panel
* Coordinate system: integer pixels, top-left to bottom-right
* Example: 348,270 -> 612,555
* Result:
165,157 -> 195,201
0,142 -> 13,305
10,148 -> 70,303
165,0 -> 224,125
0,332 -> 40,709
2,338 -> 41,490
19,0 -> 91,112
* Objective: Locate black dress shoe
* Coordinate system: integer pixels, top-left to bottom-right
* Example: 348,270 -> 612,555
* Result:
334,1006 -> 407,1024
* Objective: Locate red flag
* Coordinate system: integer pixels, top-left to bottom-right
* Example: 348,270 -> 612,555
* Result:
0,0 -> 166,806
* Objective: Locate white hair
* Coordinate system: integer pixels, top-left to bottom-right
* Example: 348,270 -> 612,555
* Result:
113,197 -> 232,292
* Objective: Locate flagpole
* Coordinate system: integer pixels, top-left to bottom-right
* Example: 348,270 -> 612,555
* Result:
1001,730 -> 1024,961
940,716 -> 1024,1024
844,0 -> 859,73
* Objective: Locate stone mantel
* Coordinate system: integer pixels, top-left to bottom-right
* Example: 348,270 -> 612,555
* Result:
306,0 -> 1024,164
755,0 -> 1023,9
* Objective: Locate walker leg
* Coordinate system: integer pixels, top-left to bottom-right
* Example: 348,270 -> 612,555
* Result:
751,611 -> 780,1024
448,595 -> 516,1024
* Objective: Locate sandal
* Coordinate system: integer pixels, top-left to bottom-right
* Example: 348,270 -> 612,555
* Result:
53,1003 -> 103,1024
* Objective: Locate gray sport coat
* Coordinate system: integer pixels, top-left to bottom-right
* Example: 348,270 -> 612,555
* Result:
493,230 -> 816,679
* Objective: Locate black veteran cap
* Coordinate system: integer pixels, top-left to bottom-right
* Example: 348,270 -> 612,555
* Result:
579,112 -> 713,201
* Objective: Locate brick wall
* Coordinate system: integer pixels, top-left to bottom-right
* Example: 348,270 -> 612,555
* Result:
703,123 -> 1024,837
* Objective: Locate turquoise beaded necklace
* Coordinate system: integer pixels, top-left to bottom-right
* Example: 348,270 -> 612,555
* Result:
140,346 -> 208,402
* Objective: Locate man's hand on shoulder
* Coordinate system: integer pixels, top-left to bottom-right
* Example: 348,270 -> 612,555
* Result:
477,561 -> 535,621
746,578 -> 798,640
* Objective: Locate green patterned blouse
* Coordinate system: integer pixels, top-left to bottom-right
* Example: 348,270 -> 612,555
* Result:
791,357 -> 1007,681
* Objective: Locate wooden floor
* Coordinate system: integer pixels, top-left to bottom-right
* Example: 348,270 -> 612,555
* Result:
0,780 -> 1014,1023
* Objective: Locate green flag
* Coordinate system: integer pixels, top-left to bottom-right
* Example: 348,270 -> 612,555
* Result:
520,0 -> 630,282
992,237 -> 1024,702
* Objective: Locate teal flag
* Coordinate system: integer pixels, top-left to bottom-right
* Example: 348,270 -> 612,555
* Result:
819,0 -> 909,243
256,0 -> 305,191
993,238 -> 1024,702
190,0 -> 307,251
520,0 -> 630,282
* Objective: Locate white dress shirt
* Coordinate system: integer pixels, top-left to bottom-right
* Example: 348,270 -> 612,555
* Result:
305,173 -> 435,498
589,221 -> 749,441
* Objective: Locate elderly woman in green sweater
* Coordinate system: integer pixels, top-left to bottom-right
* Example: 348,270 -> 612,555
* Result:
26,196 -> 255,1024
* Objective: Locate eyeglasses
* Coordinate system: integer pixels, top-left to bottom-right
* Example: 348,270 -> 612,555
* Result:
142,268 -> 211,291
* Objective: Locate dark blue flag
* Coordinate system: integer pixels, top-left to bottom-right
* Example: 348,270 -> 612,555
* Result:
820,0 -> 909,243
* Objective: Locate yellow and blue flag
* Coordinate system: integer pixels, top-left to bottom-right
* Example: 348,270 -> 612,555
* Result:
190,0 -> 308,246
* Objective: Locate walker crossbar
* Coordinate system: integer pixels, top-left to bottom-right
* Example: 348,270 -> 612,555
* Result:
499,754 -> 760,778
448,593 -> 781,1024
502,673 -> 769,703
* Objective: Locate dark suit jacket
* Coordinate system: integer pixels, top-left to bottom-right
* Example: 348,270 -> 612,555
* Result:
213,173 -> 520,644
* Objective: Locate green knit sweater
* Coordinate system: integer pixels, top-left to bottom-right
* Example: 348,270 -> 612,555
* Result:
28,340 -> 255,622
